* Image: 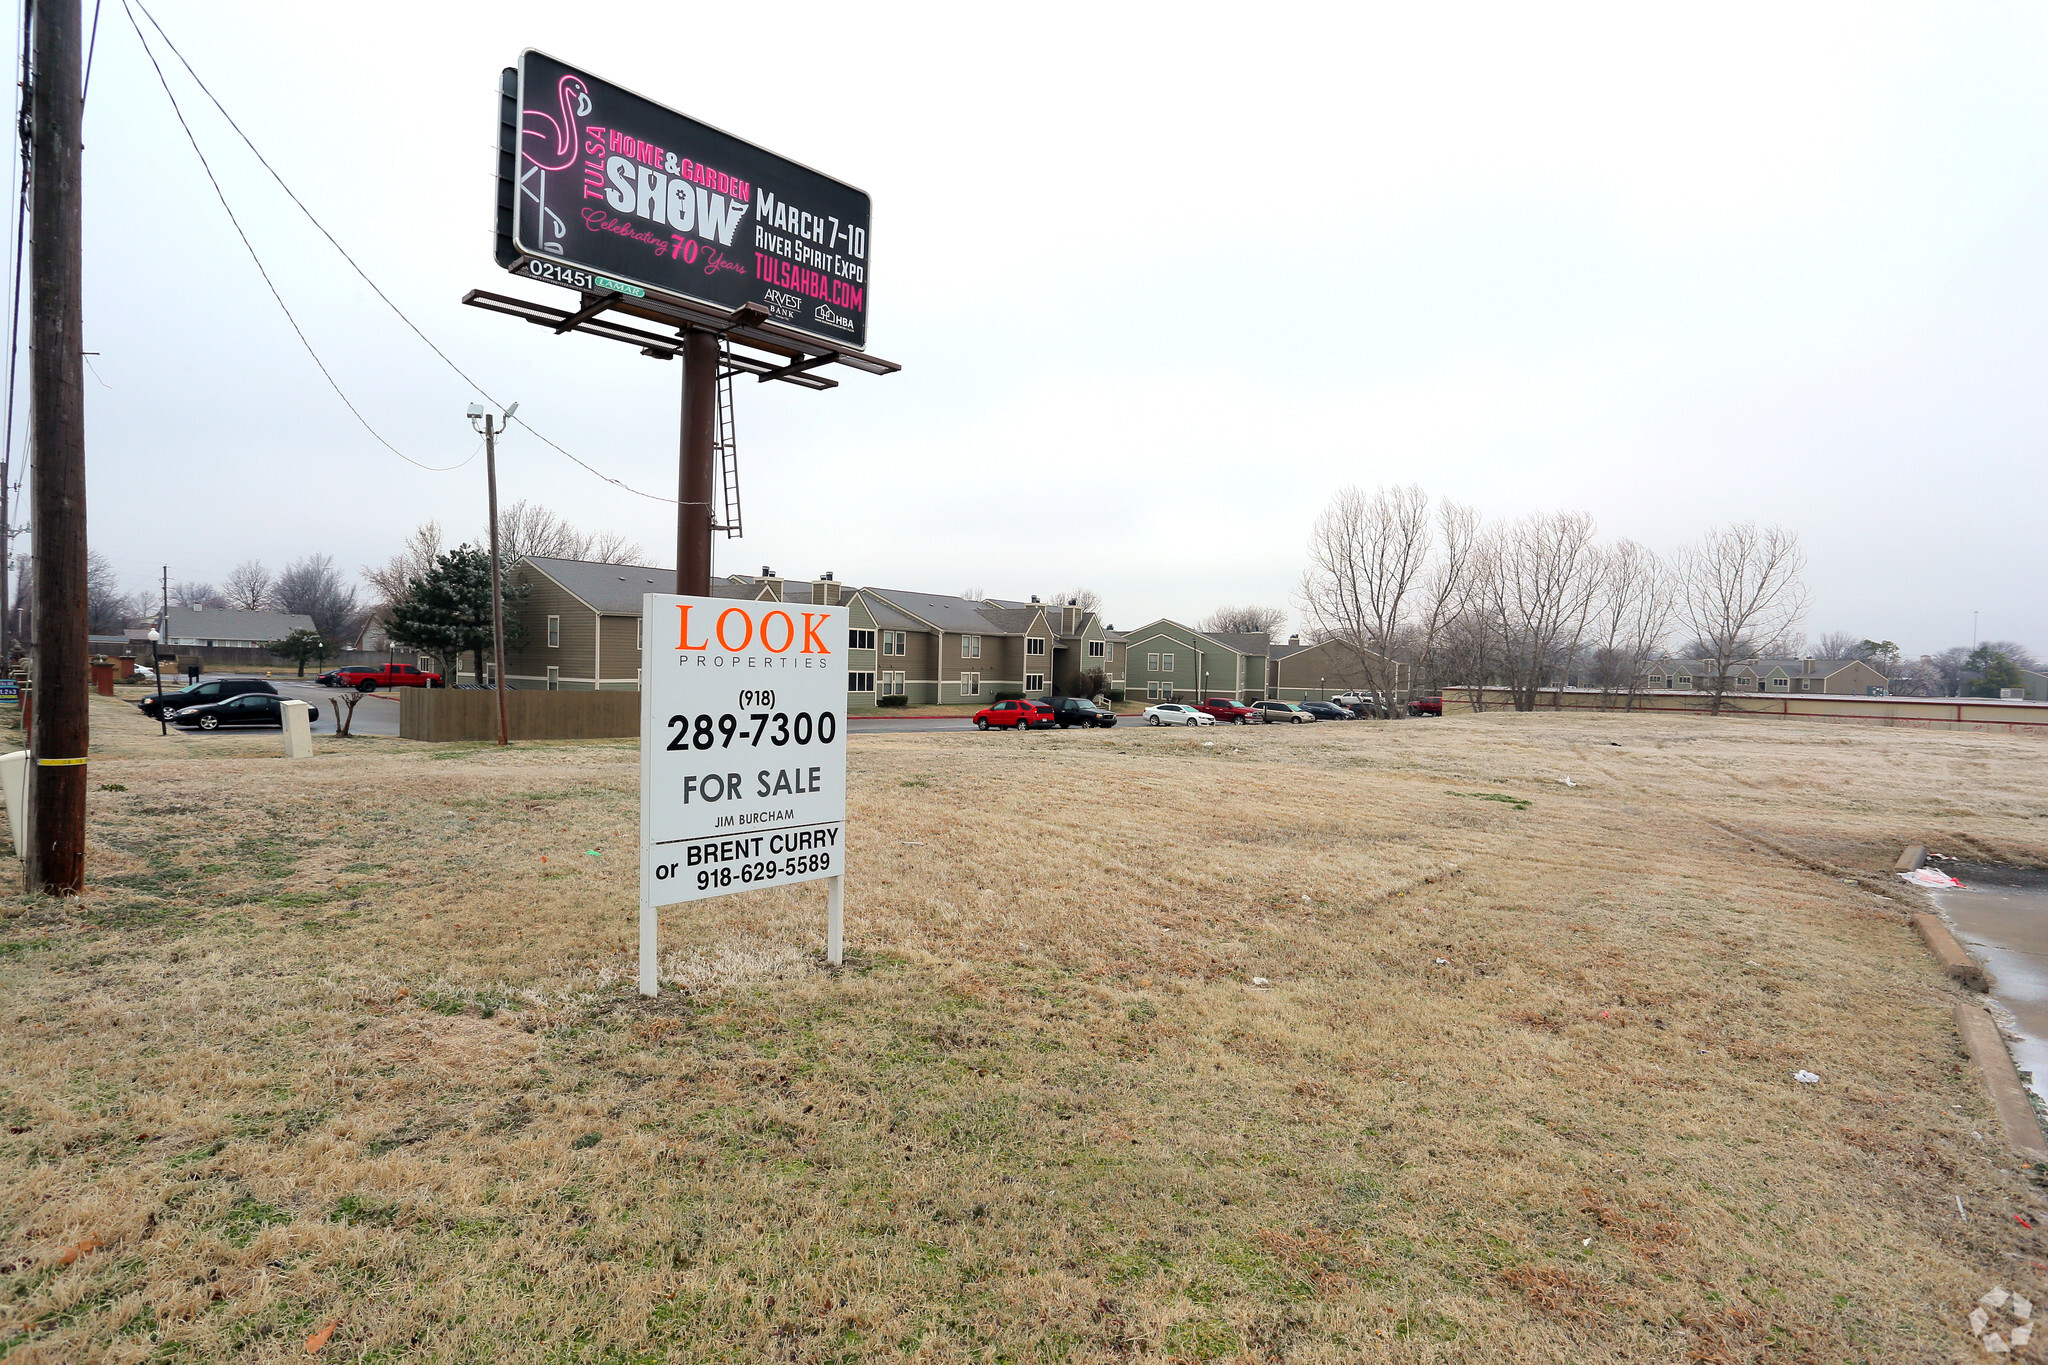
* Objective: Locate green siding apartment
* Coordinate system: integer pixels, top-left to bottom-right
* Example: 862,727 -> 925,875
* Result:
1122,621 -> 1271,702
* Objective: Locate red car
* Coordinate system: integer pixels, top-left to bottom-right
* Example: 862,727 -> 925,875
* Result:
973,699 -> 1054,731
334,662 -> 443,691
1194,697 -> 1255,724
1408,695 -> 1443,716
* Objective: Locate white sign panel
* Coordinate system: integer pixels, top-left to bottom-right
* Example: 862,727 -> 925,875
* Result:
638,593 -> 848,993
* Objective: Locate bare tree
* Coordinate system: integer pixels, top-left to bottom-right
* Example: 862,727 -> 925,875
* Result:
492,500 -> 642,564
1046,587 -> 1105,616
586,529 -> 645,565
273,554 -> 361,642
1298,484 -> 1434,712
1199,604 -> 1287,639
1408,498 -> 1480,697
86,552 -> 142,636
169,580 -> 226,610
1586,539 -> 1671,708
1980,639 -> 2041,671
223,560 -> 273,612
364,523 -> 444,611
1481,510 -> 1602,711
1813,630 -> 1861,660
959,585 -> 986,602
1674,523 -> 1809,714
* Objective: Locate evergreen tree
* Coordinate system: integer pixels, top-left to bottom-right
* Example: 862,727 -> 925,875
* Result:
265,628 -> 331,677
384,545 -> 526,683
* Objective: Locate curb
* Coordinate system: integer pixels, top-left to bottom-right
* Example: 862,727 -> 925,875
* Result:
1914,913 -> 1991,992
1953,1003 -> 2048,1161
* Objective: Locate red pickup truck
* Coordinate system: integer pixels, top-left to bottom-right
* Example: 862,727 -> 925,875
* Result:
1194,697 -> 1256,724
334,662 -> 443,691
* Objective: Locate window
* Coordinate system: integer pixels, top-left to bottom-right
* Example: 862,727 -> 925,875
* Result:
1025,636 -> 1045,657
961,634 -> 981,659
882,630 -> 906,656
1025,673 -> 1045,692
547,615 -> 561,648
1087,639 -> 1105,658
637,617 -> 643,650
546,666 -> 560,691
1769,676 -> 1787,690
849,628 -> 875,651
848,671 -> 875,694
1146,682 -> 1159,699
962,672 -> 980,696
1161,652 -> 1174,672
884,671 -> 906,696
1147,652 -> 1159,671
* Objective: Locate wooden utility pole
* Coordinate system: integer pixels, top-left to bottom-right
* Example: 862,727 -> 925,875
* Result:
482,413 -> 509,746
26,0 -> 87,895
675,330 -> 716,597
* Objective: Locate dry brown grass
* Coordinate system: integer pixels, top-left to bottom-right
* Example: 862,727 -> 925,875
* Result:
2,697 -> 2047,1362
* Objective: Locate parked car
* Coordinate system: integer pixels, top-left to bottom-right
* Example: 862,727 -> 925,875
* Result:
973,699 -> 1054,731
1299,700 -> 1352,721
137,676 -> 278,719
313,669 -> 344,687
1042,696 -> 1117,728
171,693 -> 318,731
1145,702 -> 1215,726
131,663 -> 156,683
1408,695 -> 1444,716
334,662 -> 442,691
1194,697 -> 1255,724
1250,700 -> 1314,723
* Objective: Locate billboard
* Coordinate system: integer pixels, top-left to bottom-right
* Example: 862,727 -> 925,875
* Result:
510,51 -> 871,350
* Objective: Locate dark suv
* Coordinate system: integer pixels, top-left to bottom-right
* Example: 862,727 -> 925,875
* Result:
1042,696 -> 1118,729
138,676 -> 279,719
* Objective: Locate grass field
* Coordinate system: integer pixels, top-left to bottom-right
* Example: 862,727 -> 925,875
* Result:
3,697 -> 2048,1362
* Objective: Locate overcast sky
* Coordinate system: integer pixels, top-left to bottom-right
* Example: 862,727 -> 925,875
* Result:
55,2 -> 2048,655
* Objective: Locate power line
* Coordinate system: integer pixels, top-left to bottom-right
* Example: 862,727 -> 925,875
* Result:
120,0 -> 478,473
126,0 -> 680,506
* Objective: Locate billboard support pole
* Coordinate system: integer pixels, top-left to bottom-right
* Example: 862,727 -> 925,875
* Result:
677,330 -> 718,597
827,874 -> 843,967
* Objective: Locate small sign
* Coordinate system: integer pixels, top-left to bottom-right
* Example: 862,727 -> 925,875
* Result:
638,594 -> 847,993
0,680 -> 18,701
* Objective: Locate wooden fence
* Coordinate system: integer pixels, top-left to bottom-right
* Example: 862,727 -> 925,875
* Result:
1445,686 -> 2048,734
399,688 -> 639,742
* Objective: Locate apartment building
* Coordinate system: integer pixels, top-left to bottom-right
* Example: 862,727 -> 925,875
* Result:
1643,656 -> 1890,697
1122,620 -> 1272,702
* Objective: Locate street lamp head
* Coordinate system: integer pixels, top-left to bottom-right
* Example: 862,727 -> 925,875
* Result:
502,401 -> 519,420
146,628 -> 160,643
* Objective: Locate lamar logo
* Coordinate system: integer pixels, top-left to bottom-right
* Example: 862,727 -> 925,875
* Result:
674,603 -> 831,654
762,288 -> 803,318
812,303 -> 855,332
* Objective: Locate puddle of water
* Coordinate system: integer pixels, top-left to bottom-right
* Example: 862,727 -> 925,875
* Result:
1930,864 -> 2048,1099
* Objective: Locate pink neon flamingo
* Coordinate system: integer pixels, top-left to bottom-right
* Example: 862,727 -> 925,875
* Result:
521,75 -> 591,171
519,75 -> 591,252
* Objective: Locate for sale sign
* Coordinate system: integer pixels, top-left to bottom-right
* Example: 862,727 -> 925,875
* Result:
638,594 -> 847,992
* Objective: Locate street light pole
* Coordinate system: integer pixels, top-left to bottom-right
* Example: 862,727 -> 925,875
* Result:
471,403 -> 518,747
146,629 -> 165,735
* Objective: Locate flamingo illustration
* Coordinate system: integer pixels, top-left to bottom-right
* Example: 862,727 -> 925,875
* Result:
520,75 -> 591,254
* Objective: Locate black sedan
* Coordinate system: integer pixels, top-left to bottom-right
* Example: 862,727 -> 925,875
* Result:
171,693 -> 318,731
1299,700 -> 1354,721
137,676 -> 278,719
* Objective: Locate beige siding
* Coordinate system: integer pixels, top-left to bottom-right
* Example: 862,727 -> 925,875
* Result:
597,614 -> 644,688
504,568 -> 598,687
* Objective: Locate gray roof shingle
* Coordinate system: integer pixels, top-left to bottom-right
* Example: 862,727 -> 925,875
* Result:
161,607 -> 316,642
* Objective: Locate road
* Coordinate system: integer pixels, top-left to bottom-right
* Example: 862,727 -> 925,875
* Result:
140,681 -> 1269,742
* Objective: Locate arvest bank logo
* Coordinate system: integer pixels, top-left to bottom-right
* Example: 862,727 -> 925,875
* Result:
673,603 -> 832,654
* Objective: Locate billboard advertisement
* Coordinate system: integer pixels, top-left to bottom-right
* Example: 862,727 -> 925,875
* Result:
511,50 -> 871,350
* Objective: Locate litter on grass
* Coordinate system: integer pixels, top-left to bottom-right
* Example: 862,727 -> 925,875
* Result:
1557,776 -> 1576,787
1902,867 -> 1963,888
1793,1070 -> 1821,1083
2013,1294 -> 2033,1320
1982,1288 -> 2011,1310
1973,1308 -> 1992,1336
1985,1331 -> 2010,1354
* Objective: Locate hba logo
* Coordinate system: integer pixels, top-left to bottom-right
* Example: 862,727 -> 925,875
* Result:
675,604 -> 831,654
